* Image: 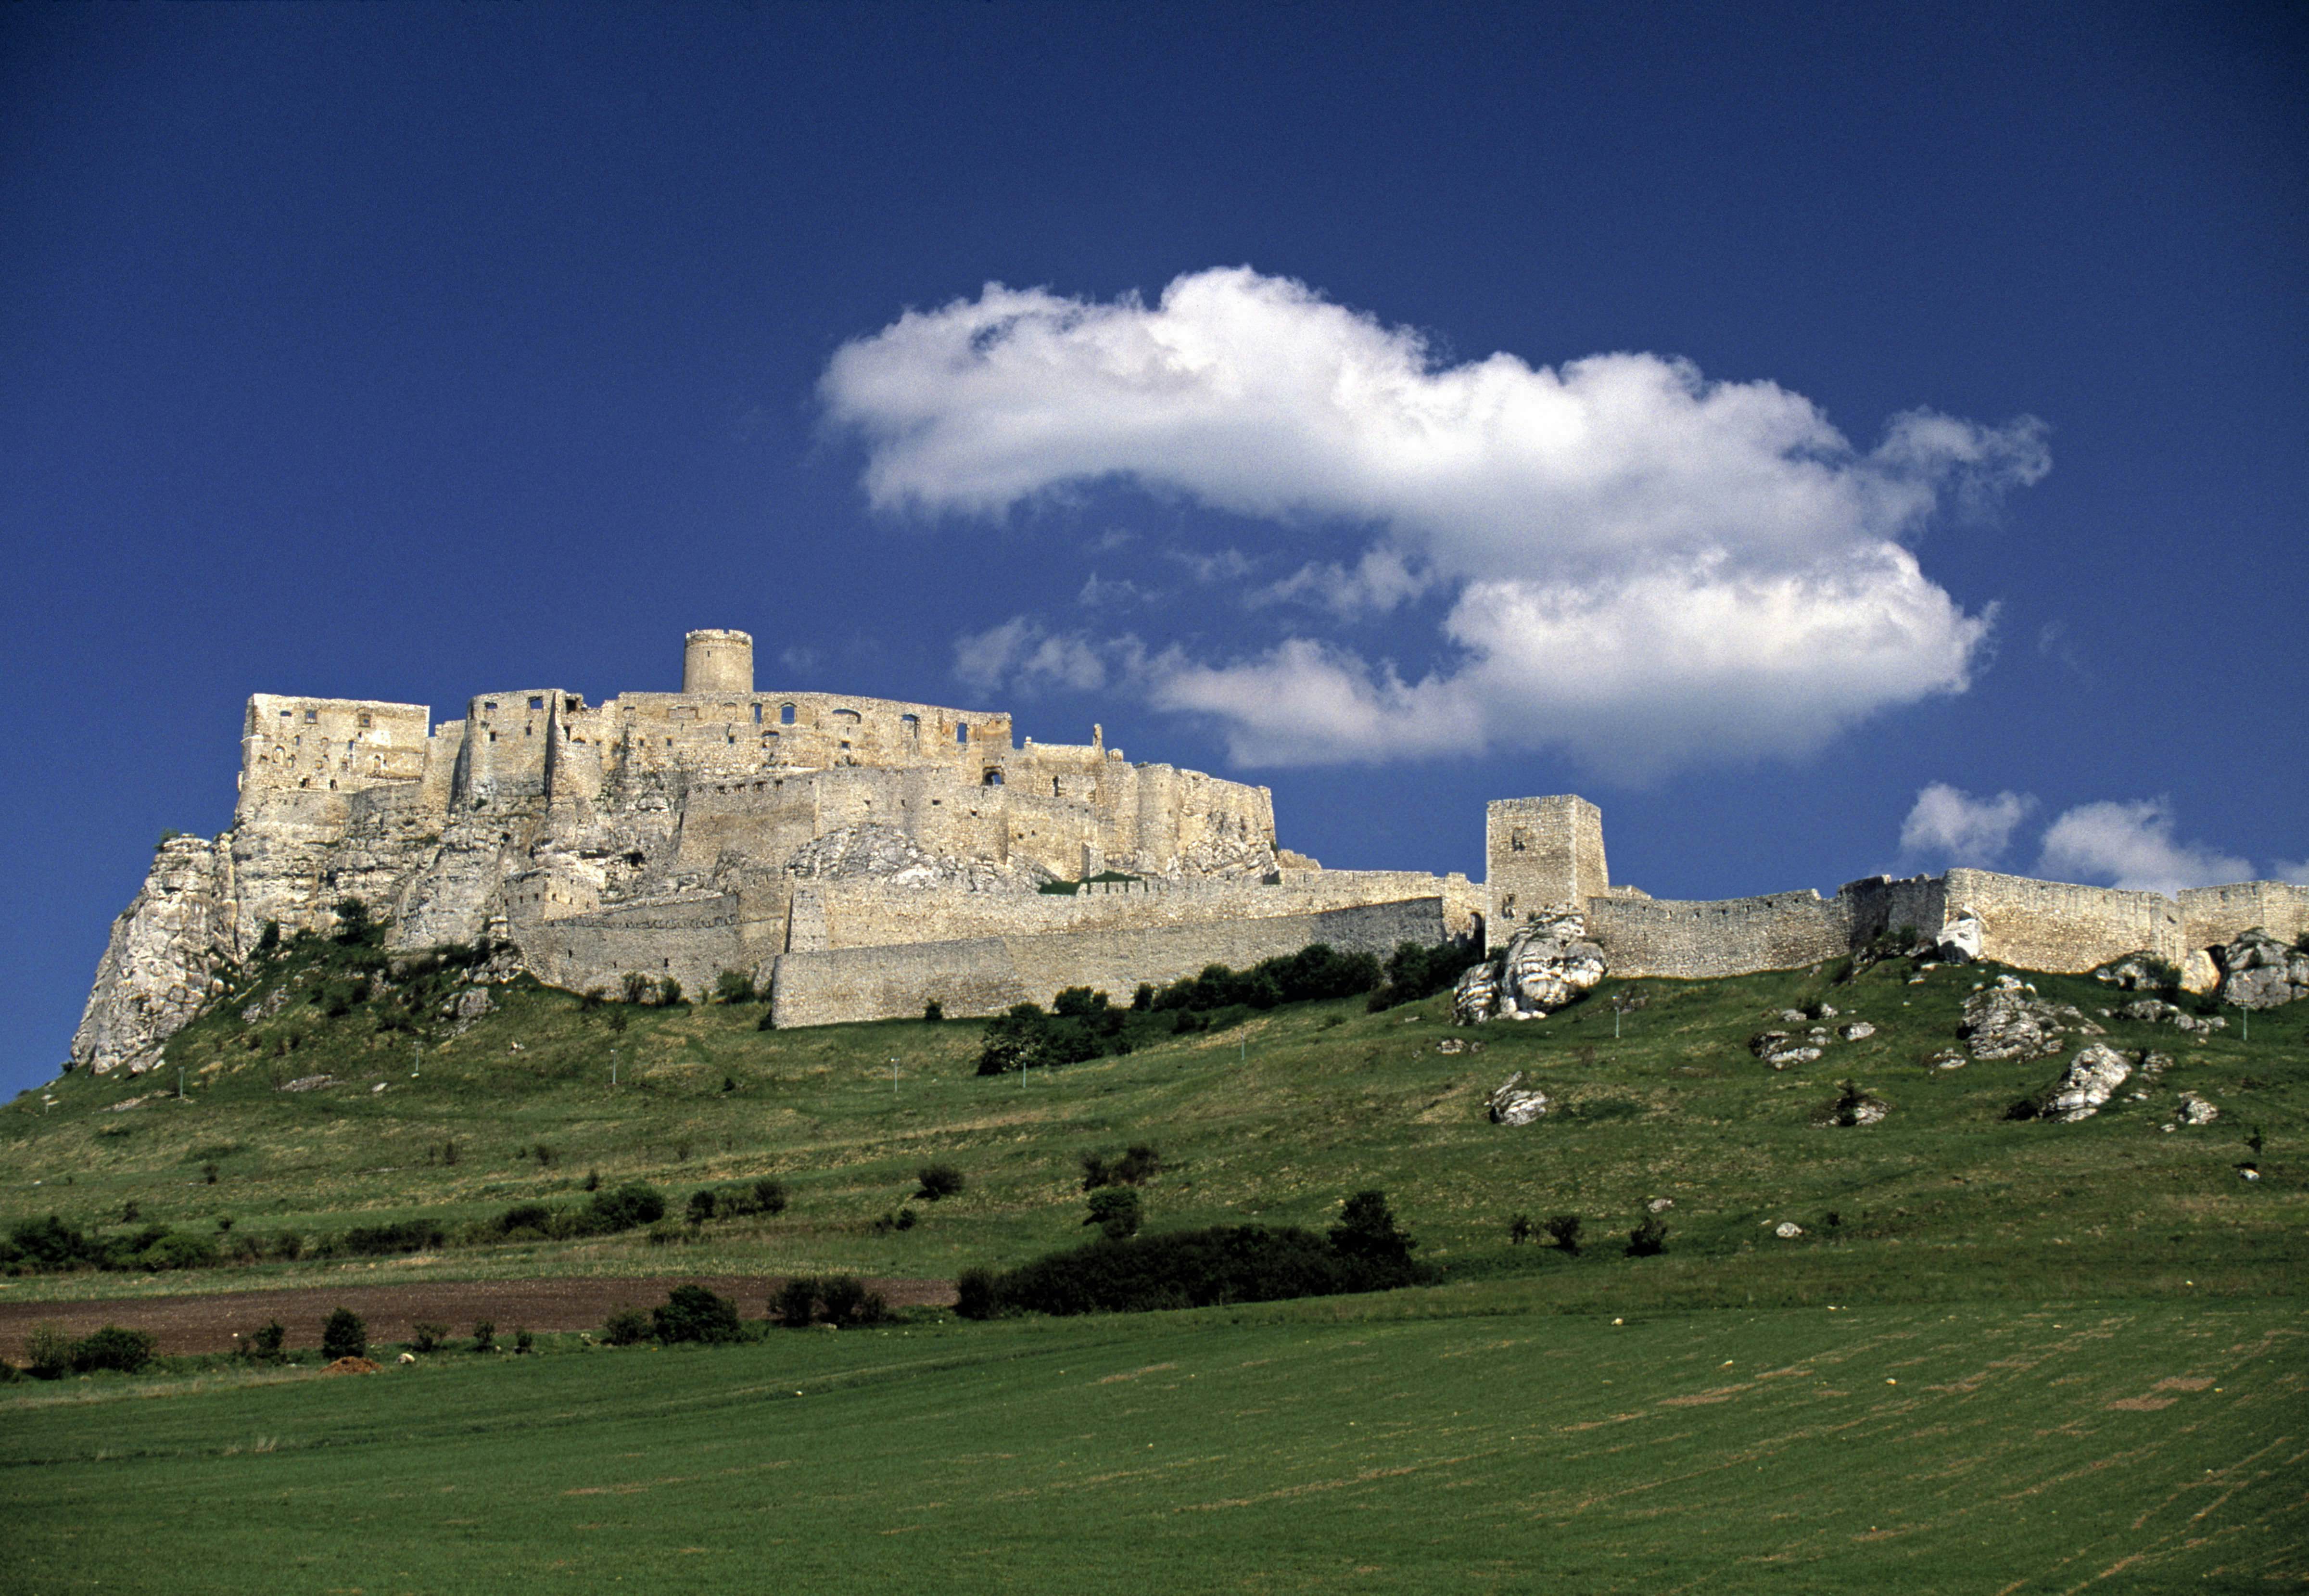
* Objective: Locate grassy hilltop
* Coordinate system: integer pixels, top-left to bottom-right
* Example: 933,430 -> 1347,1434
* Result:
5,936 -> 2306,1592
4,929 -> 2301,1304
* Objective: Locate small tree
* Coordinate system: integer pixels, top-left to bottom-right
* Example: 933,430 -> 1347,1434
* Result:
1543,1215 -> 1582,1255
1625,1217 -> 1666,1258
70,1326 -> 156,1375
622,973 -> 653,1006
923,999 -> 944,1022
915,1164 -> 965,1202
1085,1187 -> 1142,1241
248,1321 -> 287,1362
774,1276 -> 818,1329
652,1285 -> 742,1344
601,1307 -> 651,1346
333,899 -> 376,946
1329,1191 -> 1415,1271
25,1323 -> 73,1380
321,1307 -> 368,1361
1507,1214 -> 1534,1245
751,1178 -> 788,1215
471,1320 -> 496,1353
955,1267 -> 1000,1320
687,1189 -> 717,1226
659,977 -> 685,1008
409,1321 -> 450,1354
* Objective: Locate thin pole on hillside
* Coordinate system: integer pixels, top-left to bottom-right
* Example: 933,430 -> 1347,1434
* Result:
610,1049 -> 618,1089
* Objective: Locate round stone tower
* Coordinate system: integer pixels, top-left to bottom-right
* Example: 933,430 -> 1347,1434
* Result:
682,629 -> 754,696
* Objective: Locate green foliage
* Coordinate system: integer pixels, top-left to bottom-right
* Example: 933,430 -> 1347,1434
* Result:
1625,1217 -> 1667,1258
622,973 -> 652,1005
923,999 -> 944,1022
1508,1213 -> 1534,1244
584,1183 -> 666,1231
25,1323 -> 73,1379
1085,1187 -> 1142,1241
409,1321 -> 451,1354
975,996 -> 1131,1075
1151,943 -> 1382,1013
471,1321 -> 495,1353
512,1328 -> 534,1355
985,1220 -> 1421,1317
337,1219 -> 446,1257
915,1163 -> 965,1201
651,1285 -> 743,1344
658,977 -> 685,1008
713,970 -> 757,1005
1365,939 -> 1484,1012
1544,1215 -> 1582,1254
321,1308 -> 367,1361
240,1321 -> 287,1363
1080,1144 -> 1163,1190
774,1276 -> 819,1328
1328,1190 -> 1417,1273
954,1267 -> 999,1320
686,1189 -> 716,1225
68,1325 -> 157,1375
601,1307 -> 651,1346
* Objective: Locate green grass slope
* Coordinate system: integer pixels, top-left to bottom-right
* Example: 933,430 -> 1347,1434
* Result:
4,1286 -> 2302,1593
4,934 -> 2302,1313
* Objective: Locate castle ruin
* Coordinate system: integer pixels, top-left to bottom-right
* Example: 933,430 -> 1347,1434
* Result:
67,630 -> 2307,1076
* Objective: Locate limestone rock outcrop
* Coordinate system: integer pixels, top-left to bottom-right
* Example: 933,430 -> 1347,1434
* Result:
1485,1073 -> 1549,1126
1453,914 -> 1606,1023
2026,1042 -> 2133,1123
2215,928 -> 2309,1010
1958,975 -> 2101,1062
68,838 -> 232,1077
1936,908 -> 1984,963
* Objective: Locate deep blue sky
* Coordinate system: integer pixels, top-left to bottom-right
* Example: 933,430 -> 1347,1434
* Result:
4,2 -> 2303,1093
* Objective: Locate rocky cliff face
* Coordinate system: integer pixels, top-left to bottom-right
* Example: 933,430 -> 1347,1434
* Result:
68,838 -> 234,1077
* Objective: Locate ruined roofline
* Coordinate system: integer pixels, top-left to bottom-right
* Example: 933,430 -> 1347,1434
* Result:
247,692 -> 432,725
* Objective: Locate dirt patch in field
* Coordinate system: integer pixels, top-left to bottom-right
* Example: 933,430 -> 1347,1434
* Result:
0,1274 -> 956,1357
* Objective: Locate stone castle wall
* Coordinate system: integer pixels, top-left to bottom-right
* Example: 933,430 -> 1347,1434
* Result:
770,896 -> 1447,1028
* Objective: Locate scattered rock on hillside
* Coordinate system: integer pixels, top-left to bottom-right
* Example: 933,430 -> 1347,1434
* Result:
1839,1021 -> 1876,1041
1485,1072 -> 1549,1126
1812,1088 -> 1890,1127
1927,1047 -> 1966,1070
1750,1031 -> 1822,1070
1453,914 -> 1606,1023
279,1074 -> 336,1092
2093,951 -> 2175,992
1647,1197 -> 1675,1213
2118,997 -> 2229,1036
1959,975 -> 2101,1062
2173,1091 -> 2219,1127
2021,1042 -> 2133,1123
2216,928 -> 2309,1010
1775,1221 -> 1804,1239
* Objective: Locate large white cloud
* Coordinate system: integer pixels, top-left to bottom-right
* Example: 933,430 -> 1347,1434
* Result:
823,266 -> 2048,773
1899,783 -> 2038,866
2035,799 -> 2254,894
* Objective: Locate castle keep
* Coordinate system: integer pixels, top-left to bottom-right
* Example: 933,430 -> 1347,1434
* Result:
69,630 -> 2307,1076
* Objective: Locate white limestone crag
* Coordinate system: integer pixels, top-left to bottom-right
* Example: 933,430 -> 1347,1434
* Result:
1453,913 -> 1606,1024
2215,929 -> 2309,1010
1485,1072 -> 1549,1126
1959,975 -> 2101,1063
2029,1042 -> 2133,1123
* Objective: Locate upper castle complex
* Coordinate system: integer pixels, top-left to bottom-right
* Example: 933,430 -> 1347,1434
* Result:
69,631 -> 2309,1076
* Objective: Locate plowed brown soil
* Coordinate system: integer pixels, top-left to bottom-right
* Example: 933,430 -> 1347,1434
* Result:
0,1275 -> 955,1357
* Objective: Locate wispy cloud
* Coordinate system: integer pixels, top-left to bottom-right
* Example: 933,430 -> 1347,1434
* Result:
1899,783 -> 2037,866
825,266 -> 2048,774
953,616 -> 1139,696
2036,798 -> 2254,894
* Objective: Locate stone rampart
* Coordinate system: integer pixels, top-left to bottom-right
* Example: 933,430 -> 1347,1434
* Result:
1586,890 -> 1853,979
1939,868 -> 2182,973
2178,881 -> 2309,953
770,896 -> 1447,1027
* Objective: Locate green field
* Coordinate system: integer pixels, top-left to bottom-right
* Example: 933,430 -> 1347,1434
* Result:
4,938 -> 2306,1589
4,1286 -> 2302,1593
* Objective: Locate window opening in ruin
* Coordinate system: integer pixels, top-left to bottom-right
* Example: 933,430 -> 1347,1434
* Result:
901,714 -> 919,735
529,697 -> 544,710
1053,777 -> 1062,796
835,708 -> 860,724
279,708 -> 291,719
957,723 -> 969,744
484,702 -> 498,711
304,709 -> 317,723
840,740 -> 851,751
357,713 -> 372,729
752,704 -> 762,724
780,703 -> 796,724
566,697 -> 579,713
489,732 -> 497,743
982,769 -> 1003,786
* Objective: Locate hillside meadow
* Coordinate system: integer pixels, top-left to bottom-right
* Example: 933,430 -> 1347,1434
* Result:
3,937 -> 2305,1589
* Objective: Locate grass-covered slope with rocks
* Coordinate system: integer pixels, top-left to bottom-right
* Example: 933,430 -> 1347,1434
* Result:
6,925 -> 2301,1312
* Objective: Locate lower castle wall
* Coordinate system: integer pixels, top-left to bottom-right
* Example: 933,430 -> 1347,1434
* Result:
1940,868 -> 2182,973
769,896 -> 1446,1027
1585,890 -> 1853,979
519,892 -> 787,1003
2178,881 -> 2309,954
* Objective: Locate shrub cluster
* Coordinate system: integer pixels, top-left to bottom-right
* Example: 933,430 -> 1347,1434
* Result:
1080,1144 -> 1163,1190
684,1178 -> 790,1227
774,1275 -> 889,1328
1364,940 -> 1485,1012
1,1215 -> 222,1276
960,1191 -> 1428,1318
652,1285 -> 743,1344
976,991 -> 1132,1075
1145,943 -> 1381,1014
488,1183 -> 669,1243
24,1323 -> 158,1378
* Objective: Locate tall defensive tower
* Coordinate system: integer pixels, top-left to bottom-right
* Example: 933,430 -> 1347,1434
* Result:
1485,795 -> 1608,946
682,629 -> 753,696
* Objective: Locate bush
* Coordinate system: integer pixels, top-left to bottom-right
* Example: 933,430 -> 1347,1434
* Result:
652,1285 -> 743,1344
923,1000 -> 944,1022
750,1178 -> 789,1216
774,1276 -> 819,1329
687,1189 -> 717,1225
713,970 -> 757,1005
601,1307 -> 651,1346
321,1308 -> 368,1361
585,1183 -> 666,1232
1507,1214 -> 1533,1245
955,1267 -> 999,1320
513,1328 -> 534,1355
409,1321 -> 450,1354
70,1325 -> 156,1375
1366,940 -> 1484,1012
271,1230 -> 304,1262
1544,1215 -> 1582,1255
658,977 -> 685,1008
872,1207 -> 918,1233
1086,1188 -> 1142,1241
243,1321 -> 287,1362
496,1203 -> 555,1240
340,1219 -> 445,1257
915,1164 -> 965,1202
1080,1144 -> 1163,1190
622,973 -> 653,1005
471,1321 -> 495,1352
25,1323 -> 73,1379
1329,1191 -> 1416,1273
1151,943 -> 1381,1013
1625,1217 -> 1667,1258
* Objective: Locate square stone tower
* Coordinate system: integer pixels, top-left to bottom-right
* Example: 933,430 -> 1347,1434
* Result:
1486,795 -> 1608,945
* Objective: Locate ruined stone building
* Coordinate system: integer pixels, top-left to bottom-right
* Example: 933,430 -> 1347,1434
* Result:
68,629 -> 2307,1076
